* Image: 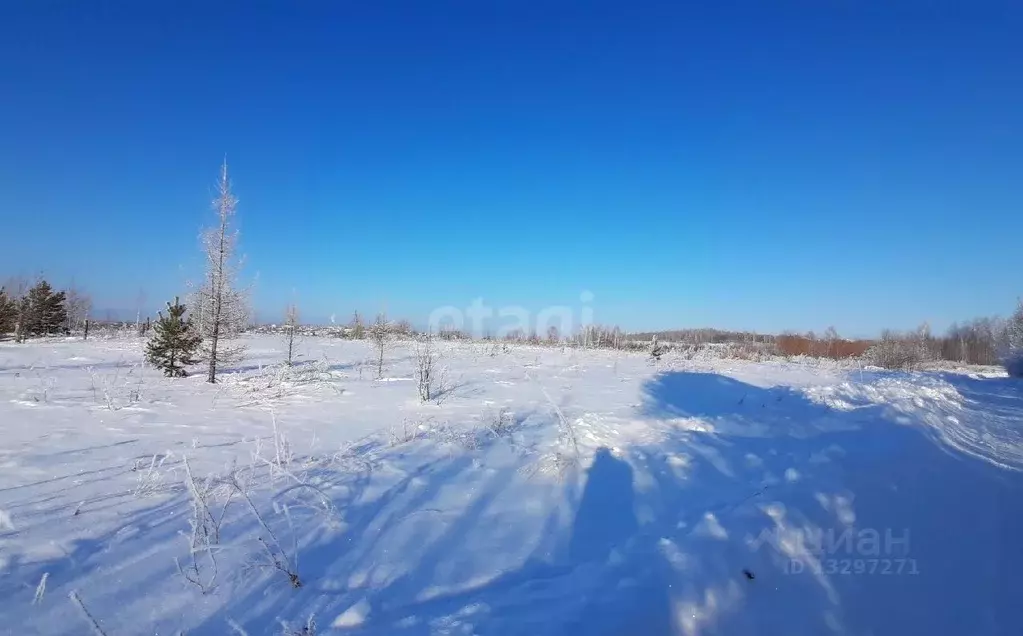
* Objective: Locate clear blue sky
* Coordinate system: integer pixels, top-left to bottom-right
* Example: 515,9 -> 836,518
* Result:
1,1 -> 1020,337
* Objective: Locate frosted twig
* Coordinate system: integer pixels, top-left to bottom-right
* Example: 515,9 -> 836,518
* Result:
521,366 -> 579,457
69,590 -> 108,636
33,572 -> 48,605
177,455 -> 224,593
227,475 -> 302,588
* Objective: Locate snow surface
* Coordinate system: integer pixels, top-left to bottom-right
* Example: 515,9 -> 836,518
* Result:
1,335 -> 1021,635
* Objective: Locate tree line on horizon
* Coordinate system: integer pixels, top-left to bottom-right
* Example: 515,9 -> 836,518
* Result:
4,275 -> 1022,376
2,163 -> 1022,377
0,278 -> 90,340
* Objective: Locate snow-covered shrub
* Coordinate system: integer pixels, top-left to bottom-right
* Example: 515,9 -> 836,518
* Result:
722,341 -> 777,361
88,362 -> 147,410
413,336 -> 438,402
240,357 -> 340,402
454,422 -> 485,451
864,330 -> 931,371
389,418 -> 423,445
132,453 -> 169,497
1001,300 -> 1023,377
281,616 -> 317,635
482,406 -> 515,438
1004,351 -> 1023,378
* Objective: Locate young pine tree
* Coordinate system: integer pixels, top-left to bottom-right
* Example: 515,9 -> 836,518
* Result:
146,297 -> 202,377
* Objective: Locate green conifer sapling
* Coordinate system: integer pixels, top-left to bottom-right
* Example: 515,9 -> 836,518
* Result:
146,297 -> 202,377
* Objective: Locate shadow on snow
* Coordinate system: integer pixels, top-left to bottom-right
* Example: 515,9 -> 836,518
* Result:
197,371 -> 1023,635
10,371 -> 1021,635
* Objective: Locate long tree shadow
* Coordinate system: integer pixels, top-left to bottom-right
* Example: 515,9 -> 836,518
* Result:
0,359 -> 135,374
291,445 -> 670,636
0,493 -> 191,631
83,370 -> 1023,636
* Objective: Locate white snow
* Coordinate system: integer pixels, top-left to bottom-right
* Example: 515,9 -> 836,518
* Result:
332,598 -> 371,628
0,335 -> 1021,635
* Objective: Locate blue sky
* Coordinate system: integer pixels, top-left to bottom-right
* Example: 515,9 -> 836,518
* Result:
1,1 -> 1021,337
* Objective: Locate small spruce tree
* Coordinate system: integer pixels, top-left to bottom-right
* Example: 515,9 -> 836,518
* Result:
0,287 -> 17,336
146,297 -> 202,377
44,287 -> 68,334
22,280 -> 67,336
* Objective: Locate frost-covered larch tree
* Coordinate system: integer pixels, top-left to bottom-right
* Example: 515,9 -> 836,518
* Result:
370,313 -> 389,378
284,303 -> 299,366
64,283 -> 92,334
194,160 -> 249,383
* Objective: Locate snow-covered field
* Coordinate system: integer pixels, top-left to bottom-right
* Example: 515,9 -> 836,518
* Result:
1,335 -> 1021,635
